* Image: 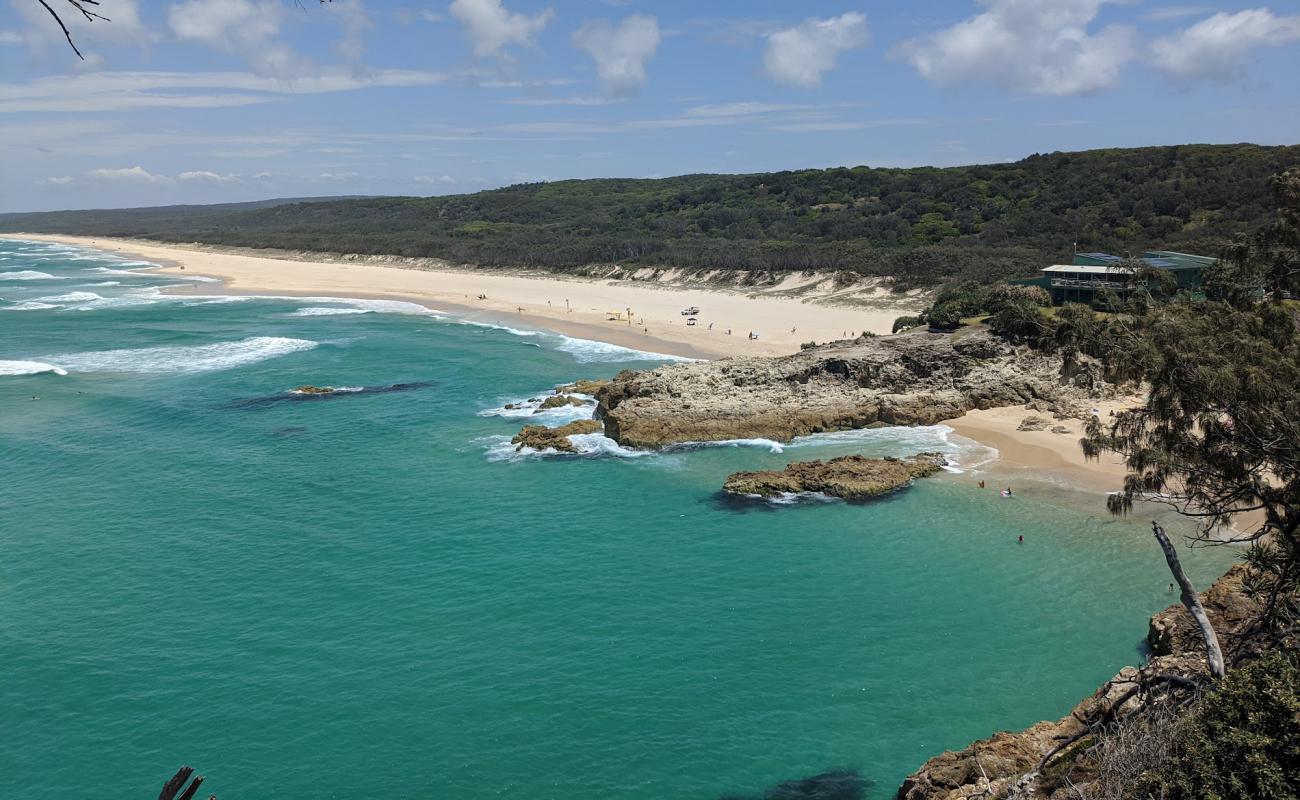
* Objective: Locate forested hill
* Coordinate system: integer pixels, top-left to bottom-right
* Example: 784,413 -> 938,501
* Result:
3,144 -> 1297,289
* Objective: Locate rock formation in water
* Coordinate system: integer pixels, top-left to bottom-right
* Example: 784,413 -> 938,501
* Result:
537,394 -> 587,411
895,564 -> 1269,799
555,379 -> 610,396
593,330 -> 1114,449
511,419 -> 603,452
292,385 -> 336,394
723,453 -> 947,501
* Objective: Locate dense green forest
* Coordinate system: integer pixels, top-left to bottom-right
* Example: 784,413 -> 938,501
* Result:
3,144 -> 1297,289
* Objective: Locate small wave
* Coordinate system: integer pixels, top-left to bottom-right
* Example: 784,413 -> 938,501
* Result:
477,390 -> 597,423
554,335 -> 695,364
482,432 -> 652,462
84,281 -> 122,287
1,270 -> 65,281
45,336 -> 318,375
0,360 -> 68,376
291,306 -> 371,316
33,291 -> 103,304
666,437 -> 787,454
2,301 -> 58,311
83,266 -> 157,277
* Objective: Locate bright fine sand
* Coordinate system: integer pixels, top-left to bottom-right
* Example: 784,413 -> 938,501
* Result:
945,399 -> 1141,493
16,234 -> 917,360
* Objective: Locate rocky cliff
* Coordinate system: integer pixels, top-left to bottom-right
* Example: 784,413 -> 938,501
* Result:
594,330 -> 1113,449
895,565 -> 1265,800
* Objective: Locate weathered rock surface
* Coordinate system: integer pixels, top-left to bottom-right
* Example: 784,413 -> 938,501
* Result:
537,394 -> 587,411
896,563 -> 1268,799
510,419 -> 603,453
594,330 -> 1114,448
292,385 -> 336,394
723,453 -> 947,501
555,379 -> 610,396
1016,415 -> 1050,431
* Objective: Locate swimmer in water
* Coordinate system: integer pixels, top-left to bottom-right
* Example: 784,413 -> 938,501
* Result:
1018,535 -> 1024,543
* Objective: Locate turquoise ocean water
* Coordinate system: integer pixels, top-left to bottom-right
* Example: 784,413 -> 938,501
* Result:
0,238 -> 1232,798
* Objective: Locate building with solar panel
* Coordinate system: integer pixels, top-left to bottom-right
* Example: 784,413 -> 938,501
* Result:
1035,250 -> 1217,305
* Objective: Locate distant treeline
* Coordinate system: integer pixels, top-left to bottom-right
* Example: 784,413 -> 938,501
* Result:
3,144 -> 1297,289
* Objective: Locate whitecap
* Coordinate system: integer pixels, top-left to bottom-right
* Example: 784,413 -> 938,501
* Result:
1,301 -> 58,311
84,281 -> 122,287
83,266 -> 158,277
290,306 -> 371,317
1,270 -> 65,281
44,336 -> 318,374
477,390 -> 597,423
555,335 -> 695,363
481,431 -> 652,462
33,291 -> 104,304
0,360 -> 68,376
666,437 -> 787,454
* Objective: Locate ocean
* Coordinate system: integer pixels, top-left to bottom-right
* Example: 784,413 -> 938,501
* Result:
0,238 -> 1233,799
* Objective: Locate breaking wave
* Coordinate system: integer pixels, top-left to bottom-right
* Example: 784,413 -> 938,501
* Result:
43,336 -> 318,375
0,360 -> 68,376
1,270 -> 65,281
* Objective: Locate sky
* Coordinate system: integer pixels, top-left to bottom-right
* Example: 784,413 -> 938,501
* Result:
1,0 -> 1298,212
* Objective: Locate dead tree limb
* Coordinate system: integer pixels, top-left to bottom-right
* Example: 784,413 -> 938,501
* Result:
159,766 -> 214,800
34,0 -> 109,60
1153,521 -> 1226,678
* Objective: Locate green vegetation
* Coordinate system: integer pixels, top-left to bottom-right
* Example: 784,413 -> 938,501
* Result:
1129,653 -> 1300,800
2,144 -> 1297,289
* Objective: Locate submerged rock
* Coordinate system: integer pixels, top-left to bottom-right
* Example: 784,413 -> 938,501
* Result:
227,382 -> 431,410
594,329 -> 1117,449
511,419 -> 603,452
723,453 -> 947,501
537,394 -> 587,411
292,385 -> 336,394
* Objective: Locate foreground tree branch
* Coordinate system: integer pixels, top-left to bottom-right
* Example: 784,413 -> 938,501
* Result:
1152,522 -> 1226,678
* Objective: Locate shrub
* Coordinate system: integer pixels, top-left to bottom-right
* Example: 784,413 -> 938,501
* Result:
892,315 -> 922,333
1128,653 -> 1300,800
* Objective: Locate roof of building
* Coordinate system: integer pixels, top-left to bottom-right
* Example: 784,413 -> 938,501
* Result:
1073,251 -> 1209,270
1043,264 -> 1131,275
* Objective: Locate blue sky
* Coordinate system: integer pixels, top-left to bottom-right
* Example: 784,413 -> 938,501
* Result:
1,0 -> 1298,212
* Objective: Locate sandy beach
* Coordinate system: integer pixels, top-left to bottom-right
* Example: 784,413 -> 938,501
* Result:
10,233 -> 1137,491
944,399 -> 1141,493
14,234 -> 918,361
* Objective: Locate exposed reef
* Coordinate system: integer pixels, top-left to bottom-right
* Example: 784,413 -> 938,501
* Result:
510,419 -> 603,453
537,394 -> 587,411
227,382 -> 431,409
723,453 -> 947,501
593,330 -> 1114,449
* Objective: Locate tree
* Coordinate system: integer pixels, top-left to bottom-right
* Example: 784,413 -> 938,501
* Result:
1206,169 -> 1300,307
35,0 -> 107,59
1078,175 -> 1300,644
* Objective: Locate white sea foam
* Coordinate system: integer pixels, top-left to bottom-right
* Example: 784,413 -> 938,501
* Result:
482,431 -> 652,462
33,291 -> 104,304
288,385 -> 364,395
83,266 -> 158,277
0,360 -> 68,376
667,437 -> 788,454
44,336 -> 318,374
478,390 -> 597,423
1,270 -> 65,281
84,281 -> 122,287
291,306 -> 371,316
2,301 -> 58,311
554,335 -> 694,363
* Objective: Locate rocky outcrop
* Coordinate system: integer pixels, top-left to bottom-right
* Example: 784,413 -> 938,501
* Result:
510,419 -> 603,453
291,385 -> 336,394
555,379 -> 610,396
1017,415 -> 1050,431
723,453 -> 947,501
537,394 -> 586,411
594,330 -> 1114,448
896,564 -> 1267,799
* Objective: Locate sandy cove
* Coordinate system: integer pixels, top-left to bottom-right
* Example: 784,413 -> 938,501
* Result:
12,233 -> 1131,489
14,234 -> 917,361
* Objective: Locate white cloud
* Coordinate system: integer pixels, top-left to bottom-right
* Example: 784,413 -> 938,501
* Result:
88,166 -> 170,183
0,30 -> 21,45
0,69 -> 455,114
414,174 -> 457,184
318,171 -> 360,181
1151,8 -> 1300,81
763,12 -> 868,88
573,14 -> 660,97
38,175 -> 73,185
1142,6 -> 1214,22
179,170 -> 240,182
899,0 -> 1136,96
449,0 -> 553,58
420,10 -> 444,23
168,0 -> 307,78
328,0 -> 372,68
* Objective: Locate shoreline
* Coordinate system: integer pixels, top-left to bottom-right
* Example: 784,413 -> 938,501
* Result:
6,233 -> 1133,494
10,233 -> 919,360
